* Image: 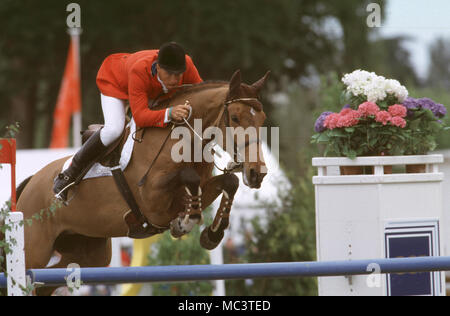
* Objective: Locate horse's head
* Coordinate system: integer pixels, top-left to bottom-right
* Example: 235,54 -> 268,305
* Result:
225,70 -> 270,189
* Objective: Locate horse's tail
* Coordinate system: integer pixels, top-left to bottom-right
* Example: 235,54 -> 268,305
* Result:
16,175 -> 33,201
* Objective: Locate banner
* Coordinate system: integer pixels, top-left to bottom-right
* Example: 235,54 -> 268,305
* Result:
50,36 -> 81,148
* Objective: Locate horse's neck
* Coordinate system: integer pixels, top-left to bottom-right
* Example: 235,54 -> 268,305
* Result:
190,86 -> 229,128
133,85 -> 229,159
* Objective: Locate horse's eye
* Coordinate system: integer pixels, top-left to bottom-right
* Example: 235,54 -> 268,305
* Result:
231,115 -> 240,124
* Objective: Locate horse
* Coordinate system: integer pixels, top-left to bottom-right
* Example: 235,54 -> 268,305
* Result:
14,69 -> 269,295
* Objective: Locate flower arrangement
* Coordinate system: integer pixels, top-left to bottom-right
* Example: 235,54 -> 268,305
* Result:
312,70 -> 448,159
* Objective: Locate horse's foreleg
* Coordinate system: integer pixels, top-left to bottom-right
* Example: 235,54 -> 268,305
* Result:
170,168 -> 203,238
199,173 -> 239,250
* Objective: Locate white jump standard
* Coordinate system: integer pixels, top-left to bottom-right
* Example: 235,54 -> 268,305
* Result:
313,154 -> 446,296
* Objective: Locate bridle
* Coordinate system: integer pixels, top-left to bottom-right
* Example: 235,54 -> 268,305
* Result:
184,97 -> 262,172
138,96 -> 261,186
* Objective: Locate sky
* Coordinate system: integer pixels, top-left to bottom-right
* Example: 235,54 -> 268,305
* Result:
379,0 -> 450,79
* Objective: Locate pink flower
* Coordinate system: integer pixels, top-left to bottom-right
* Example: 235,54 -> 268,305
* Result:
388,104 -> 407,117
324,110 -> 361,129
375,111 -> 392,125
340,110 -> 361,127
390,116 -> 407,128
358,102 -> 380,117
324,113 -> 340,129
339,108 -> 353,116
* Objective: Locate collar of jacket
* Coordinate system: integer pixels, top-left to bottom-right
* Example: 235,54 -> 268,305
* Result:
151,61 -> 157,77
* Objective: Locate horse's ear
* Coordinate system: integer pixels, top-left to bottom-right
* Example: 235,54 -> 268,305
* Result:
229,69 -> 242,97
252,70 -> 271,94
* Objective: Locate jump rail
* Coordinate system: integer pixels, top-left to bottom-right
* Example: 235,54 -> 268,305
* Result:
2,256 -> 450,288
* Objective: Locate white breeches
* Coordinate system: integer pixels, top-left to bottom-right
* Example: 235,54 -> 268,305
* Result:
100,94 -> 126,146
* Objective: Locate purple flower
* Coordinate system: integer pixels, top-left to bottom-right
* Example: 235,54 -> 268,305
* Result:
402,97 -> 420,117
419,98 -> 447,118
314,111 -> 333,132
402,97 -> 420,110
402,97 -> 447,118
436,105 -> 447,118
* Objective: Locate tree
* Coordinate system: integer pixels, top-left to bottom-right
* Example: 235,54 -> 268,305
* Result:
225,152 -> 318,296
369,36 -> 419,86
326,0 -> 387,73
0,0 -> 384,148
427,37 -> 450,90
0,1 -> 67,147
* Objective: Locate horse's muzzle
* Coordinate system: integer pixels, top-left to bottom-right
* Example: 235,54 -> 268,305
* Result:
242,164 -> 267,189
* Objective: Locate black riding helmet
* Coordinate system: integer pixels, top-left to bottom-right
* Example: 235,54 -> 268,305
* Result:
157,42 -> 186,74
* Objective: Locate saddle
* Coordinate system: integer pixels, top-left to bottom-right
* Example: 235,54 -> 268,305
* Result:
79,123 -> 167,239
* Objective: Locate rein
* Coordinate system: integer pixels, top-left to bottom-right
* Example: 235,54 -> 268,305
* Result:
182,97 -> 260,173
137,124 -> 175,186
137,97 -> 260,186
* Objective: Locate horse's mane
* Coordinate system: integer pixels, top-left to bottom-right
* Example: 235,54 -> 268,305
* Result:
154,81 -> 228,108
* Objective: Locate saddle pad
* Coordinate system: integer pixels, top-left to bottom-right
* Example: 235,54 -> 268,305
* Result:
62,119 -> 137,179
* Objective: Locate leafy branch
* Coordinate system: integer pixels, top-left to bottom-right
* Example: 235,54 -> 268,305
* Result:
2,123 -> 20,139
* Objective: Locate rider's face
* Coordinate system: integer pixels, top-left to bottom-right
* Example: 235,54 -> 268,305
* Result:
157,64 -> 183,90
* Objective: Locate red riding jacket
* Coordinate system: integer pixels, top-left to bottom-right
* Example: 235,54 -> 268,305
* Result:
96,50 -> 202,128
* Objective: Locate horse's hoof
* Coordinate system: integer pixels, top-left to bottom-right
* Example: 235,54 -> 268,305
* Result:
200,227 -> 224,250
170,216 -> 198,238
170,218 -> 185,238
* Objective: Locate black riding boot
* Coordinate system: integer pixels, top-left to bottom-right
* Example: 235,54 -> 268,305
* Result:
53,130 -> 108,201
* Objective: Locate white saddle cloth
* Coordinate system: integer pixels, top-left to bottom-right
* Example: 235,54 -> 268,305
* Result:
62,119 -> 137,179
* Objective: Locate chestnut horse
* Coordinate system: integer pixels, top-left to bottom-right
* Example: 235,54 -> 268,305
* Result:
15,70 -> 268,294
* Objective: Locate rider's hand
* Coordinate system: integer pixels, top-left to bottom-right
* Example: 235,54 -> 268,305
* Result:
170,103 -> 191,122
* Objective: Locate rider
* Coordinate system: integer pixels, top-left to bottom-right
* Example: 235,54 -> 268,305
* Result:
53,42 -> 203,200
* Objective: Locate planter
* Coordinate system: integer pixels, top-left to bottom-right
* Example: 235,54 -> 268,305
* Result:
406,164 -> 426,173
339,166 -> 364,175
339,165 -> 392,175
383,165 -> 393,174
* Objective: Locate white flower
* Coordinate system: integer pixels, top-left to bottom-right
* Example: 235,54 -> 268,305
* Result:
342,70 -> 376,96
364,77 -> 387,103
342,70 -> 408,103
383,79 -> 408,102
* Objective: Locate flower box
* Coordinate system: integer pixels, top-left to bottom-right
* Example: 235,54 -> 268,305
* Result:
312,70 -> 448,159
